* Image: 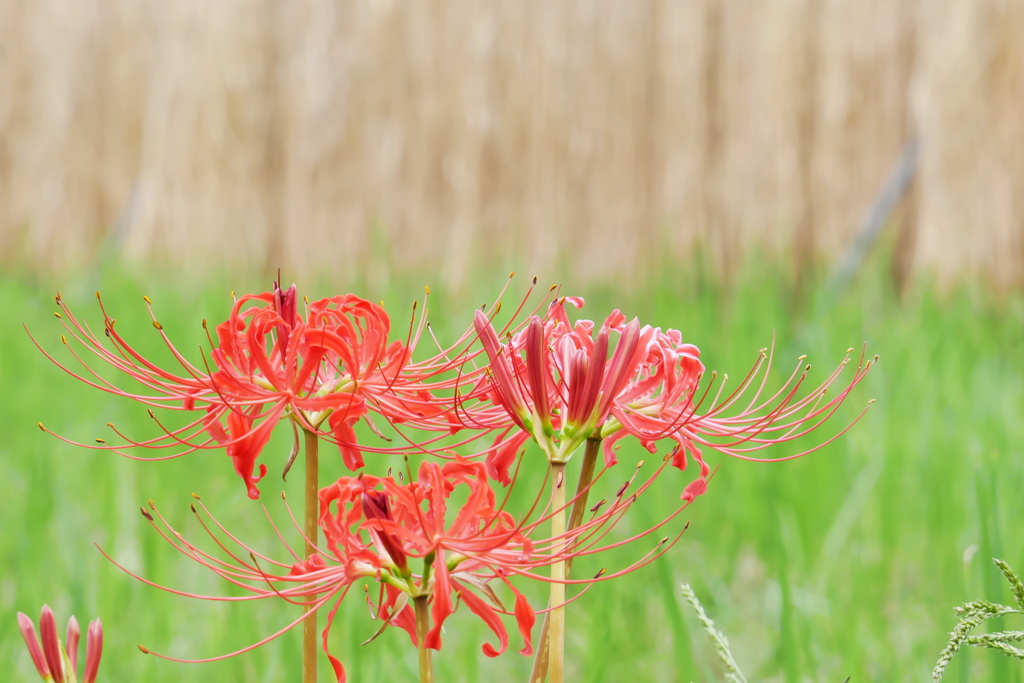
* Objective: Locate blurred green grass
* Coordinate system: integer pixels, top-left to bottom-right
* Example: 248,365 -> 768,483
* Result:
2,259 -> 1023,682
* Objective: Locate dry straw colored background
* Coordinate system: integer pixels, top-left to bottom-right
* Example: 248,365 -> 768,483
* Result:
1,0 -> 1023,289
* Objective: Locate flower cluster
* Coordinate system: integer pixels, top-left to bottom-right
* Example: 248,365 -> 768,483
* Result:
32,277 -> 875,681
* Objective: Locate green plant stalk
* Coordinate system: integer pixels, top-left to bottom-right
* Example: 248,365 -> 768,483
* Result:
681,583 -> 749,683
548,459 -> 568,683
529,437 -> 601,682
302,429 -> 319,683
414,595 -> 434,683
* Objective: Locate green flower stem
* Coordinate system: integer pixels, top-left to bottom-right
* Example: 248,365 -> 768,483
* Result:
548,459 -> 568,683
414,595 -> 434,683
302,429 -> 319,683
530,437 -> 601,683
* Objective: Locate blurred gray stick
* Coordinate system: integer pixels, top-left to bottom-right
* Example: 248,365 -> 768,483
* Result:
826,136 -> 920,294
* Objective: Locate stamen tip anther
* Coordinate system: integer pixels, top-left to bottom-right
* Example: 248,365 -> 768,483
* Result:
148,498 -> 155,510
191,492 -> 201,500
95,437 -> 105,444
140,508 -> 153,521
143,295 -> 152,304
152,321 -> 163,330
37,422 -> 46,431
138,644 -> 150,654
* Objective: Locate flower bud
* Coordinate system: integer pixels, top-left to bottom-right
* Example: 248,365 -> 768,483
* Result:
16,612 -> 51,680
361,490 -> 408,572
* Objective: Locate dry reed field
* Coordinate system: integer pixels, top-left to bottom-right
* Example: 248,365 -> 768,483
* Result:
1,0 -> 1023,288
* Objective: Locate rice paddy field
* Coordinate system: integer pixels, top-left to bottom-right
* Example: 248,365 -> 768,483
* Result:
3,258 -> 1023,682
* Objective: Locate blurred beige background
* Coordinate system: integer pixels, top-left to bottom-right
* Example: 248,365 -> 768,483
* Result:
1,0 -> 1022,289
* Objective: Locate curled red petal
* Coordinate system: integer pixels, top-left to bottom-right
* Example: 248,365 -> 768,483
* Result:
487,431 -> 528,486
328,401 -> 368,471
426,556 -> 453,651
682,477 -> 709,502
224,409 -> 277,499
507,579 -> 536,656
455,581 -> 509,658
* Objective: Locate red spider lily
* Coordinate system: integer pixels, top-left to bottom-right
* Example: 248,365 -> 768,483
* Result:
17,606 -> 102,683
468,299 -> 875,500
202,284 -> 419,494
116,461 -> 537,682
470,306 -> 648,460
115,451 -> 693,681
32,277 -> 561,498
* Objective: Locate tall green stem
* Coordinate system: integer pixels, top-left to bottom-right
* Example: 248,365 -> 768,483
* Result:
548,459 -> 568,683
530,437 -> 601,683
302,429 -> 319,683
414,595 -> 434,683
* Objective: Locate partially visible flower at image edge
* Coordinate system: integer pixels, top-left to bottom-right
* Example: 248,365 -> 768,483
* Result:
17,605 -> 102,683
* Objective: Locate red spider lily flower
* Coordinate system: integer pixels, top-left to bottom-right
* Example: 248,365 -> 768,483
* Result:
116,450 -> 694,682
468,299 -> 656,483
115,461 -> 538,682
17,606 -> 102,683
314,459 -> 538,666
469,299 -> 875,499
32,276 -> 560,499
33,281 -> 435,498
